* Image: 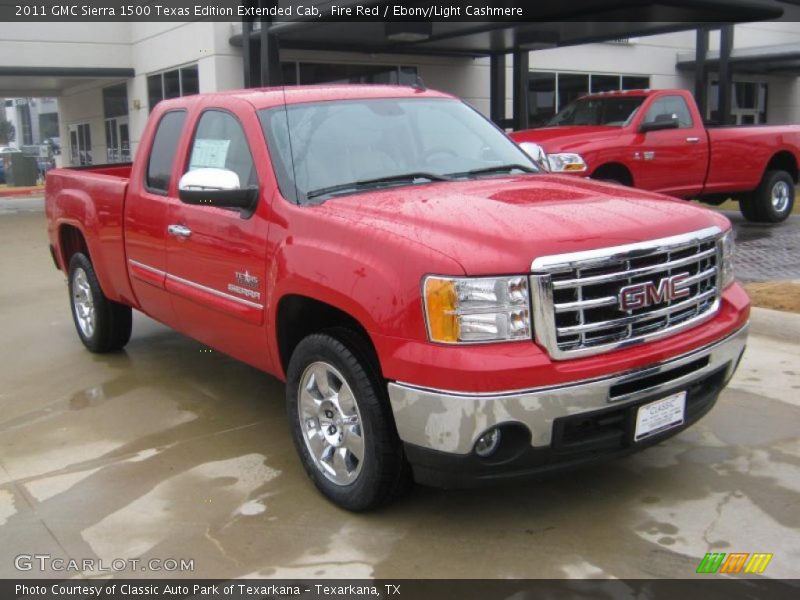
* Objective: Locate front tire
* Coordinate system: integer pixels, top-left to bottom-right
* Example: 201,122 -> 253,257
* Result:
746,170 -> 795,223
286,331 -> 409,511
68,253 -> 132,353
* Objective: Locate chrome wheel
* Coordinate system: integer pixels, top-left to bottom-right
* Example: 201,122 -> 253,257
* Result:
772,180 -> 791,214
71,267 -> 95,338
298,361 -> 364,486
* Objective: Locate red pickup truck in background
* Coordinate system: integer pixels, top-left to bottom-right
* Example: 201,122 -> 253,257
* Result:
511,88 -> 799,223
46,85 -> 749,510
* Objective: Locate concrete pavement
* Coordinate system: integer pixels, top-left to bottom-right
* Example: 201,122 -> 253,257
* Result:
1,204 -> 798,579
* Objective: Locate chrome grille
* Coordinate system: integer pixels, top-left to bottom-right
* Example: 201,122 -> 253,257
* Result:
530,227 -> 722,360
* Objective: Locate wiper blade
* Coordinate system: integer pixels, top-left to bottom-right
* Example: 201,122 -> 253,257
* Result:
306,172 -> 451,200
449,164 -> 537,178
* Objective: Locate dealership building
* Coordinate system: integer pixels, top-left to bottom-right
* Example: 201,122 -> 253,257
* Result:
1,1 -> 799,167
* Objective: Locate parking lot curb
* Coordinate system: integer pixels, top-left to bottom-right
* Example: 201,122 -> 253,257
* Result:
749,305 -> 800,343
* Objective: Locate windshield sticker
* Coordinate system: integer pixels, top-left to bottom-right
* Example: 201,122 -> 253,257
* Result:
189,139 -> 231,170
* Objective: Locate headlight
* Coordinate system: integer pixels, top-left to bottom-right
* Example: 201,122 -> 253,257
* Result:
547,153 -> 588,173
719,229 -> 735,288
423,275 -> 531,343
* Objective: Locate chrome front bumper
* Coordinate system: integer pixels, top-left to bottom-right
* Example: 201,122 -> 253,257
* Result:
387,324 -> 748,455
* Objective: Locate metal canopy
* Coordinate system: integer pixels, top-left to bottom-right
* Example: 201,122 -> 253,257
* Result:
0,67 -> 135,96
231,0 -> 784,56
678,42 -> 800,74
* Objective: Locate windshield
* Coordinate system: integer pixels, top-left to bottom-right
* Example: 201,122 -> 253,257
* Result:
259,98 -> 538,204
547,96 -> 646,127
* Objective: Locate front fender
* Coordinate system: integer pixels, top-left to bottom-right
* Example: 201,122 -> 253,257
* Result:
265,215 -> 464,376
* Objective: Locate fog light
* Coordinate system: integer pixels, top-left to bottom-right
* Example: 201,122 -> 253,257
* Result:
474,428 -> 502,457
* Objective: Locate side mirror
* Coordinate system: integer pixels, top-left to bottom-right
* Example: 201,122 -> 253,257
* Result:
178,168 -> 259,219
639,115 -> 680,133
518,141 -> 550,172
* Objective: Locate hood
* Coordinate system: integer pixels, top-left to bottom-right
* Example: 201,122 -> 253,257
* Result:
319,175 -> 729,275
511,126 -> 621,152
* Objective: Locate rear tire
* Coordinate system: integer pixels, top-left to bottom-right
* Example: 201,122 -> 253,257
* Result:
68,253 -> 132,353
747,170 -> 795,223
739,195 -> 761,222
286,330 -> 409,511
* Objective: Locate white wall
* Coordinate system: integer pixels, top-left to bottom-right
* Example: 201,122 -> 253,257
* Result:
530,30 -> 697,90
0,22 -> 131,70
768,77 -> 800,123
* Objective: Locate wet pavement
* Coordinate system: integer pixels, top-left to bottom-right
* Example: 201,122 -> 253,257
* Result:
1,201 -> 799,579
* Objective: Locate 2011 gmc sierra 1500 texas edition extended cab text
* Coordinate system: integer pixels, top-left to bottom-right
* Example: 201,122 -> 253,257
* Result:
511,88 -> 799,223
46,85 -> 749,510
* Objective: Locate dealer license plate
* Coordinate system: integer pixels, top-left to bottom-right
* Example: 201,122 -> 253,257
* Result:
634,391 -> 686,442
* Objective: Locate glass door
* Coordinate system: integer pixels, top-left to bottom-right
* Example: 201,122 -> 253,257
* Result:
68,123 -> 92,165
105,116 -> 130,163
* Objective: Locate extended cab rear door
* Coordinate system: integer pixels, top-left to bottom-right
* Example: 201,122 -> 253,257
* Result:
164,100 -> 272,371
630,92 -> 709,198
124,108 -> 187,328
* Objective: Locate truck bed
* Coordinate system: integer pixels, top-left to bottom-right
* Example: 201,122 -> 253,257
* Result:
705,124 -> 800,195
45,163 -> 134,305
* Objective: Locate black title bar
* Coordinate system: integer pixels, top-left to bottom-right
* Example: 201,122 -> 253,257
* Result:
3,579 -> 800,600
0,0 -> 790,22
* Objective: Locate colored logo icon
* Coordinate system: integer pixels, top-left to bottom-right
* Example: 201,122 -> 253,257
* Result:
696,552 -> 773,574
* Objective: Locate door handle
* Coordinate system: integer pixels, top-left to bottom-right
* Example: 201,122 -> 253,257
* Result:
686,137 -> 701,144
167,224 -> 192,238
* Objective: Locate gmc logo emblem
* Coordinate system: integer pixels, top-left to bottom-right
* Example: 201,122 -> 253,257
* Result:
619,272 -> 691,311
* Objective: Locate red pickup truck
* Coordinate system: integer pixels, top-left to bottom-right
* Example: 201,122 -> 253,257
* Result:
46,85 -> 749,510
511,88 -> 799,223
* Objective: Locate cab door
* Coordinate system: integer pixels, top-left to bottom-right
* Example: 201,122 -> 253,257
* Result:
631,94 -> 709,198
124,109 -> 187,328
164,106 -> 271,370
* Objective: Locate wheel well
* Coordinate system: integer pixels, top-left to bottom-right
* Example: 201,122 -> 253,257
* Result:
591,163 -> 634,186
58,225 -> 89,270
276,295 -> 379,376
765,151 -> 798,183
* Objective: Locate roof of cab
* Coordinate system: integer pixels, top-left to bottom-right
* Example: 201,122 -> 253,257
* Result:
190,84 -> 456,110
580,89 -> 656,101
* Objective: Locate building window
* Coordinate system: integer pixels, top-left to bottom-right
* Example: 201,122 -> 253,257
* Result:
557,73 -> 590,111
14,99 -> 34,145
708,80 -> 768,124
103,83 -> 130,163
280,62 -> 418,86
591,75 -> 620,93
622,76 -> 650,90
38,113 -> 59,140
147,65 -> 199,111
102,83 -> 128,118
528,72 -> 557,126
527,71 -> 651,126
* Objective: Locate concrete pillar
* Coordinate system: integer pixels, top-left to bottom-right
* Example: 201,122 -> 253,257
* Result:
694,28 -> 709,121
718,25 -> 734,125
490,53 -> 506,126
241,1 -> 259,88
259,0 -> 282,87
512,50 -> 529,131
